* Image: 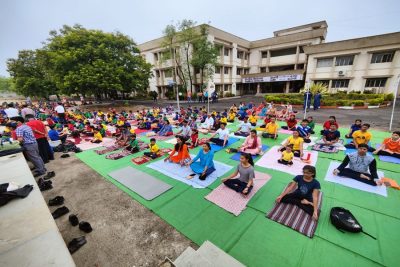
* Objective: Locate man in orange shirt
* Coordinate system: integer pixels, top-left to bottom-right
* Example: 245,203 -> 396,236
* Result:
374,131 -> 400,159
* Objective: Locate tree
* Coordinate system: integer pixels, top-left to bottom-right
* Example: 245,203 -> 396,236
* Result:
0,76 -> 15,92
7,25 -> 152,99
7,50 -> 56,98
191,25 -> 220,88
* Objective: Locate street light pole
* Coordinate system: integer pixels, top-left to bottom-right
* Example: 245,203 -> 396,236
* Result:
389,74 -> 400,131
175,83 -> 180,110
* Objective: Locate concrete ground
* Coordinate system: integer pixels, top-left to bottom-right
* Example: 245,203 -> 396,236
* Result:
37,96 -> 399,267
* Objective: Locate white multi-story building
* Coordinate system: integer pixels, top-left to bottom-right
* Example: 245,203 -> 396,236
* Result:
303,32 -> 400,94
138,21 -> 400,98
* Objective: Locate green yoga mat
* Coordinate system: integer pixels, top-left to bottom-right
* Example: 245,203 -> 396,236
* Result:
76,120 -> 400,267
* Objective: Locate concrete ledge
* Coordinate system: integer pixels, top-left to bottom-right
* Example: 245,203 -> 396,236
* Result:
0,153 -> 75,267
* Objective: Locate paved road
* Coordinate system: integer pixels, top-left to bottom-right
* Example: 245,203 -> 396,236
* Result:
88,95 -> 400,131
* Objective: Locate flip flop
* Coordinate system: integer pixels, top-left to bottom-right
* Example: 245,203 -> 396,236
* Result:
52,206 -> 70,219
69,214 -> 79,226
48,196 -> 64,206
68,236 -> 87,254
43,171 -> 56,180
79,221 -> 93,233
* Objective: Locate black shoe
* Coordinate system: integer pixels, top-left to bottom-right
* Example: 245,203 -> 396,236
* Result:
33,172 -> 45,178
61,154 -> 70,158
68,236 -> 87,254
79,221 -> 93,233
39,181 -> 53,191
48,196 -> 64,206
69,214 -> 79,226
43,171 -> 56,180
52,206 -> 69,219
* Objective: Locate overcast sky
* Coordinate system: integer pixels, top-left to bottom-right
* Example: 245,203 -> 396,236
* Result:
1,0 -> 399,76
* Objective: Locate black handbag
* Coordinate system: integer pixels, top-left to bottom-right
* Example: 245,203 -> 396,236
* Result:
330,207 -> 376,239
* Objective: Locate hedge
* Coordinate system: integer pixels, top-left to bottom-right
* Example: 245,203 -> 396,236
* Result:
265,93 -> 391,106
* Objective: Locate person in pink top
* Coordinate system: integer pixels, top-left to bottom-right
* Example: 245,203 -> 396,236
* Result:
239,130 -> 263,155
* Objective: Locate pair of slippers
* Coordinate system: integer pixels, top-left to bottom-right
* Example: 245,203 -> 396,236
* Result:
67,215 -> 92,254
38,178 -> 53,192
69,214 -> 93,233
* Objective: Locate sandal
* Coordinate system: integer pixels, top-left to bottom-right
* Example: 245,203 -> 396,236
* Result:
48,196 -> 64,206
68,236 -> 87,254
79,221 -> 93,233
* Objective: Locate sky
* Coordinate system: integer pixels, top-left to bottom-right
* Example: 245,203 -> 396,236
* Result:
0,0 -> 399,76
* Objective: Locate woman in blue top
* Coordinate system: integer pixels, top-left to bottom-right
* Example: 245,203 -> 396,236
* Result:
158,121 -> 173,136
276,165 -> 321,221
186,143 -> 216,180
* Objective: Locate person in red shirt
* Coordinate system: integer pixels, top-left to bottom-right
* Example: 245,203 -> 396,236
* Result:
374,131 -> 400,159
281,114 -> 298,131
321,116 -> 339,135
25,114 -> 54,163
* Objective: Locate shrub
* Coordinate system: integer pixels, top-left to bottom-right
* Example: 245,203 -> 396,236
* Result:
290,99 -> 303,105
384,93 -> 394,101
367,98 -> 384,106
352,100 -> 365,106
322,99 -> 336,106
224,92 -> 236,97
336,100 -> 347,106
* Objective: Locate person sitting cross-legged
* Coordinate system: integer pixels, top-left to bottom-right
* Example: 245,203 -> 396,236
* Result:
276,165 -> 320,220
279,130 -> 304,158
164,135 -> 191,166
261,116 -> 278,139
186,143 -> 216,180
278,145 -> 294,166
345,119 -> 362,139
281,114 -> 297,131
316,124 -> 342,148
143,138 -> 160,159
239,129 -> 263,155
296,119 -> 312,143
373,131 -> 400,159
333,144 -> 379,186
234,117 -> 252,137
221,153 -> 255,195
345,123 -> 375,152
208,122 -> 229,147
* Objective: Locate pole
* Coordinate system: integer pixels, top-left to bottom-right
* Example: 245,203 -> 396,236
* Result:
207,90 -> 210,113
303,89 -> 310,120
175,83 -> 180,110
389,74 -> 400,131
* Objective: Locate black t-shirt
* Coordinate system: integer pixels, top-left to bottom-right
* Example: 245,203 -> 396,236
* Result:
323,130 -> 340,141
293,175 -> 321,201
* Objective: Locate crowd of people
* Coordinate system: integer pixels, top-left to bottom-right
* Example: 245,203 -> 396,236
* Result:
1,97 -> 399,221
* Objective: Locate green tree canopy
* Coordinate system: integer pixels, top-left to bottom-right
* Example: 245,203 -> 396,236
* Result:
7,25 -> 152,99
0,76 -> 16,93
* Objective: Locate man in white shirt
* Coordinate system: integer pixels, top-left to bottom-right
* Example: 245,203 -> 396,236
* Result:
21,104 -> 35,119
235,117 -> 252,137
4,103 -> 19,119
55,103 -> 66,124
176,120 -> 192,141
201,114 -> 214,131
209,122 -> 229,146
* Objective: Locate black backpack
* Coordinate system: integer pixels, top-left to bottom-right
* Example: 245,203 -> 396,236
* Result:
330,207 -> 376,239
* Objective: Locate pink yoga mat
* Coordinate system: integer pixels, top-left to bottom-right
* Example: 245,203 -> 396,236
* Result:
255,146 -> 318,176
278,129 -> 294,135
205,172 -> 272,216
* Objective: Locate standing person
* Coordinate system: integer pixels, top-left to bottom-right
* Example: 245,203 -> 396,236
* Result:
187,90 -> 192,103
197,91 -> 203,103
25,114 -> 53,163
221,153 -> 255,195
55,102 -> 66,124
4,103 -> 19,119
303,91 -> 313,111
186,143 -> 216,180
20,104 -> 35,119
313,92 -> 322,110
153,91 -> 158,103
276,165 -> 320,220
13,117 -> 47,177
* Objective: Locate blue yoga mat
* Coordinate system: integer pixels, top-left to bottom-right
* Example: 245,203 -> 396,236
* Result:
230,145 -> 270,161
379,155 -> 400,164
210,137 -> 240,152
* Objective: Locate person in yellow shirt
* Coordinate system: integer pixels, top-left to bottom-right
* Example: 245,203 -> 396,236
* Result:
117,119 -> 124,127
262,117 -> 278,139
143,138 -> 160,159
345,123 -> 375,152
278,145 -> 294,165
91,128 -> 103,143
220,116 -> 228,124
227,111 -> 236,123
249,112 -> 258,126
280,130 -> 304,157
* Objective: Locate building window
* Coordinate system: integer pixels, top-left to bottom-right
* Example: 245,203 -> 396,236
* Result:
236,68 -> 242,75
365,78 -> 387,87
260,67 -> 266,73
224,67 -> 230,75
155,70 -> 160,78
297,63 -> 305,69
335,55 -> 354,66
316,57 -> 333,68
299,46 -> 304,53
244,68 -> 249,74
237,51 -> 243,59
261,51 -> 268,58
331,79 -> 350,88
215,66 -> 221,74
244,53 -> 249,60
269,65 -> 295,72
224,48 -> 230,56
371,51 -> 395,63
154,53 -> 159,61
164,69 -> 173,78
270,47 -> 297,57
215,85 -> 222,93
